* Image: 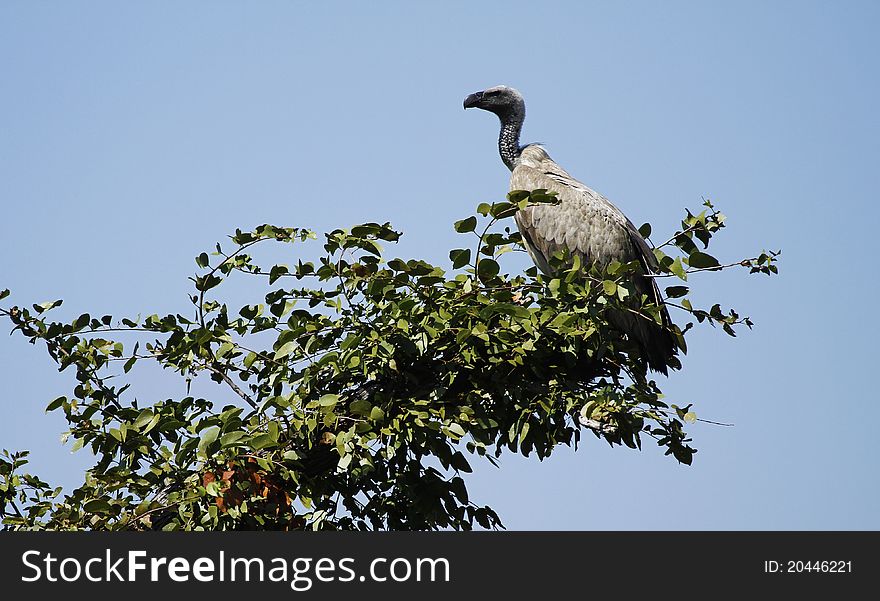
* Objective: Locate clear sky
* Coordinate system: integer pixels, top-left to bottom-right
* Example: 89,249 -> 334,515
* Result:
1,1 -> 877,529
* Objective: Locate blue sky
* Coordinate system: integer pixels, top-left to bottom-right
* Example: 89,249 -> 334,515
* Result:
1,1 -> 877,529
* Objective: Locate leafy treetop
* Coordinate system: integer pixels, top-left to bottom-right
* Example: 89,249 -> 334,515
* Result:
0,191 -> 778,530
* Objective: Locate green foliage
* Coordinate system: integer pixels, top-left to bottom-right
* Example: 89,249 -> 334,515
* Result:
0,195 -> 778,530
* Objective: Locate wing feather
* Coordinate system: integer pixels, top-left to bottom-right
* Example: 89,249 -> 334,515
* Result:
511,146 -> 638,273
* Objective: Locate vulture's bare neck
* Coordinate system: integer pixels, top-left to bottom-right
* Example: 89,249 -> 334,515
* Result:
498,108 -> 524,171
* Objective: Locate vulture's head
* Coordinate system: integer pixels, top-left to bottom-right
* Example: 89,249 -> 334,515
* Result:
463,85 -> 525,118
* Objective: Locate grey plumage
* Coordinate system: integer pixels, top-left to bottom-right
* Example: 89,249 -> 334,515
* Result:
464,85 -> 678,374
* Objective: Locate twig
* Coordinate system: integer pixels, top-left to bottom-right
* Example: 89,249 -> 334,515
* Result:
695,417 -> 734,427
130,496 -> 201,525
473,216 -> 499,281
231,265 -> 320,279
642,259 -> 752,278
198,239 -> 262,328
7,500 -> 24,519
203,364 -> 258,410
656,222 -> 702,249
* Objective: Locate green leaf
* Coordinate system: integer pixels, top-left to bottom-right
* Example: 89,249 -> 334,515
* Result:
196,252 -> 210,268
602,280 -> 618,296
489,201 -> 516,218
449,248 -> 471,269
45,396 -> 66,412
638,223 -> 652,238
350,399 -> 372,416
670,257 -> 687,280
529,191 -> 558,205
123,355 -> 137,374
454,216 -> 477,233
665,285 -> 689,299
195,274 -> 222,292
250,433 -> 277,450
220,431 -> 246,447
450,451 -> 473,473
340,335 -> 362,351
198,426 -> 220,452
318,394 -> 339,407
133,409 -> 154,429
447,423 -> 466,438
83,499 -> 111,514
142,413 -> 161,434
33,299 -> 63,314
269,264 -> 289,284
688,251 -> 720,269
215,341 -> 234,359
274,341 -> 297,360
477,259 -> 500,281
449,476 -> 469,503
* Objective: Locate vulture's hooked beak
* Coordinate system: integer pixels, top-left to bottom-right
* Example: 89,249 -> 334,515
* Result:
463,91 -> 483,109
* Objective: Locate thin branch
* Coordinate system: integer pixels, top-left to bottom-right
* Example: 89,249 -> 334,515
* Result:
636,406 -> 734,427
66,327 -> 162,335
695,417 -> 734,427
105,354 -> 153,362
7,499 -> 24,519
334,249 -> 357,311
473,216 -> 499,281
665,301 -> 752,327
198,239 -> 262,328
231,265 -> 320,279
642,258 -> 753,278
130,496 -> 201,525
203,364 -> 258,410
656,222 -> 703,249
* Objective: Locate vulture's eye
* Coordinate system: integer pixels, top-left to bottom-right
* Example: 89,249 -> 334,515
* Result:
484,90 -> 500,97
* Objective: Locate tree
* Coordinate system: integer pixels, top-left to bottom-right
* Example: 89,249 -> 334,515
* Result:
0,192 -> 778,530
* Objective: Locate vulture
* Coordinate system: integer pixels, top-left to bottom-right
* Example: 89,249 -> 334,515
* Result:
464,85 -> 678,374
